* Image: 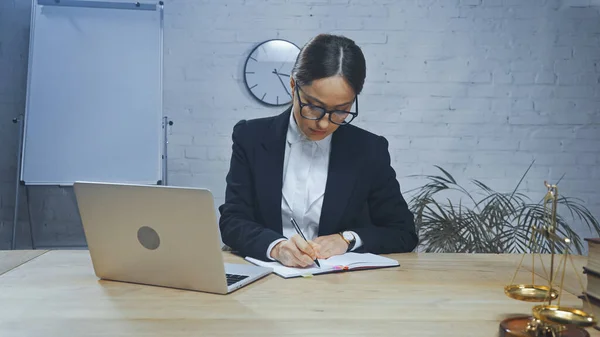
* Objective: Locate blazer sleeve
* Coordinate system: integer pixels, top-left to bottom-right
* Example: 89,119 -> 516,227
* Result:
351,136 -> 418,254
218,120 -> 286,260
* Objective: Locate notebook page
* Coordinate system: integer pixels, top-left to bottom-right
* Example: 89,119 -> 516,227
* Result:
320,253 -> 399,269
245,257 -> 332,278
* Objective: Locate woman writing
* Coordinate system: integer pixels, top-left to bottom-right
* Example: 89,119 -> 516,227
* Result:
219,34 -> 418,267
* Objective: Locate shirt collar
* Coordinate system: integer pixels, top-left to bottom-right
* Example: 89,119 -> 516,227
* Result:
287,111 -> 332,150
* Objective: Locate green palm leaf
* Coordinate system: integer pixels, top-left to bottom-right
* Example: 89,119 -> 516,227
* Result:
408,162 -> 600,254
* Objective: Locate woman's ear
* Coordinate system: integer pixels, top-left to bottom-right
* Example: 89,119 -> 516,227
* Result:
289,77 -> 295,98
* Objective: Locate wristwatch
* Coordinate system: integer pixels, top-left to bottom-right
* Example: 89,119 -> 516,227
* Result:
339,231 -> 356,252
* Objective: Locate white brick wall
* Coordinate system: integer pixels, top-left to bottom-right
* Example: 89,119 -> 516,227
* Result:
1,0 -> 599,249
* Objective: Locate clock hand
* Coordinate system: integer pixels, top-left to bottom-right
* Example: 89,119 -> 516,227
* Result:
273,68 -> 291,98
273,71 -> 290,77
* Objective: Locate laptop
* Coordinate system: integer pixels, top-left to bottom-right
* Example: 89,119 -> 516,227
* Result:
72,181 -> 272,294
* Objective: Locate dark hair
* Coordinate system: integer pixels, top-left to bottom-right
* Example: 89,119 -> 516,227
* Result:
292,34 -> 366,95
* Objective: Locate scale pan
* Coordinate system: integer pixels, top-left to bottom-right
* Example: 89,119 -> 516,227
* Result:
504,284 -> 559,302
532,305 -> 597,327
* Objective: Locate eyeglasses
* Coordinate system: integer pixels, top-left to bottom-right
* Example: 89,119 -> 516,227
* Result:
295,85 -> 358,126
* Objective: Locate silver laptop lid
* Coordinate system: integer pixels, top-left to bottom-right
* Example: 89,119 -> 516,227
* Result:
73,181 -> 229,294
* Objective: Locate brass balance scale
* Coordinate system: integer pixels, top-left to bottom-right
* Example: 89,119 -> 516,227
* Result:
500,182 -> 598,337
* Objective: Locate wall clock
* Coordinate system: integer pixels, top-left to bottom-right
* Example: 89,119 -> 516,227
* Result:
243,39 -> 301,107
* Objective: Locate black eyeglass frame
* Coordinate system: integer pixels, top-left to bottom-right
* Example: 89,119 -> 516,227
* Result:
294,84 -> 358,126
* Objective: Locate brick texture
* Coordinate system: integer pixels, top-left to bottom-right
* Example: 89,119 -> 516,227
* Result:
1,0 -> 599,250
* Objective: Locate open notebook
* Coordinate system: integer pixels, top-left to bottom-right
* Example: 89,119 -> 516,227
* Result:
245,252 -> 399,278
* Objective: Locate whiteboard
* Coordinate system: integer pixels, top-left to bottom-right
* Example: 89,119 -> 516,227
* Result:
20,0 -> 164,185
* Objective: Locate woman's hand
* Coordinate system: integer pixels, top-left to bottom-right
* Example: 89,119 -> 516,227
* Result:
270,235 -> 321,268
313,234 -> 348,259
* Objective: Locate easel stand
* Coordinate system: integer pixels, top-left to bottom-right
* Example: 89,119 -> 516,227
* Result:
160,116 -> 174,186
10,116 -> 172,250
11,115 -> 34,250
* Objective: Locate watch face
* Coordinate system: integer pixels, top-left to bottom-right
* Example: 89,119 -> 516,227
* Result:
243,39 -> 301,107
343,232 -> 354,241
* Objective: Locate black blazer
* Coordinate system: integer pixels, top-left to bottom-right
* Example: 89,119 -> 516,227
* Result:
218,107 -> 418,261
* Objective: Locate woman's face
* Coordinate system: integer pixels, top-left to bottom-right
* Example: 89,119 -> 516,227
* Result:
290,75 -> 356,141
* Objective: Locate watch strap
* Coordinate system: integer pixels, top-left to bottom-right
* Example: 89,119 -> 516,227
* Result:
339,232 -> 356,252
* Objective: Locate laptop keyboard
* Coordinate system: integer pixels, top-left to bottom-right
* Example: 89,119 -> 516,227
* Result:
226,273 -> 249,286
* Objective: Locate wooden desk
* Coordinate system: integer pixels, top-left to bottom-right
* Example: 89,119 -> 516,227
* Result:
0,250 -> 47,276
0,250 -> 597,337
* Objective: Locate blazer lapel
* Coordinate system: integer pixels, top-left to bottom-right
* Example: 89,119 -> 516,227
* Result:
255,107 -> 291,234
318,126 -> 361,235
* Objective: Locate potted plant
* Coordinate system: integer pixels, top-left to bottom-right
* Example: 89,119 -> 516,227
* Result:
406,161 -> 600,255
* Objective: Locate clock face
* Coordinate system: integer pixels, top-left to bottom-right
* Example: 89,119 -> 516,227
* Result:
243,39 -> 301,107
